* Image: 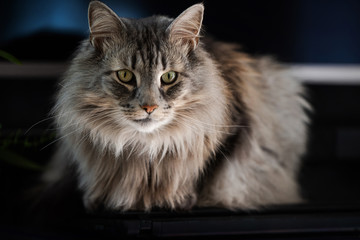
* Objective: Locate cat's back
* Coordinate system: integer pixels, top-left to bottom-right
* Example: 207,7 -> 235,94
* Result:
205,39 -> 310,169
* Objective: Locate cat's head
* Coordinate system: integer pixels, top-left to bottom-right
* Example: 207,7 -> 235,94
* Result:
60,1 -> 226,140
67,1 -> 207,134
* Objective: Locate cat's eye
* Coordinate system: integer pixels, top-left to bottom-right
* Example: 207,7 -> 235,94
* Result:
117,69 -> 134,83
161,71 -> 177,84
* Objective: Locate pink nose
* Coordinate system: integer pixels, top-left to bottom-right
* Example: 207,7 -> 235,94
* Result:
141,105 -> 158,114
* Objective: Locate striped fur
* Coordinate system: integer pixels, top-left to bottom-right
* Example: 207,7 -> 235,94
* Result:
43,1 -> 310,211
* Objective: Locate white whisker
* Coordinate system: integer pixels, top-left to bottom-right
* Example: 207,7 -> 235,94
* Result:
40,128 -> 81,151
25,108 -> 112,135
174,107 -> 249,129
174,115 -> 245,136
24,117 -> 55,135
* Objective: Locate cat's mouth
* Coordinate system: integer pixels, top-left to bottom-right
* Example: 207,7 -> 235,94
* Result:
133,117 -> 152,123
129,111 -> 173,133
131,117 -> 162,133
130,115 -> 171,133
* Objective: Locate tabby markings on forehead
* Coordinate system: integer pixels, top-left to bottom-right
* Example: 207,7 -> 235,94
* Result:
129,28 -> 165,69
127,48 -> 167,73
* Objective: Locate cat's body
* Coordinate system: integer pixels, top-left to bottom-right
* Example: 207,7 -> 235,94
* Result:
44,1 -> 310,211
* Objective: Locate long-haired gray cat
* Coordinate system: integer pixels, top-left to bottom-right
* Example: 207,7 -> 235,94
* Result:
43,1 -> 310,211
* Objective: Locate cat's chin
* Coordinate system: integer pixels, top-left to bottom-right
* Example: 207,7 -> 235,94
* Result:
129,118 -> 167,133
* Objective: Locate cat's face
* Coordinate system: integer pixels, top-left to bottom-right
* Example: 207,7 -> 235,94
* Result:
99,38 -> 190,133
78,2 -> 204,133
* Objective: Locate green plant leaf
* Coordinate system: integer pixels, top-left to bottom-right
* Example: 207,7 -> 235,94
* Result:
0,148 -> 44,171
0,50 -> 21,65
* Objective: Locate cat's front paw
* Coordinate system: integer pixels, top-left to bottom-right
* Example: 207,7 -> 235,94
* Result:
176,193 -> 197,210
83,197 -> 102,212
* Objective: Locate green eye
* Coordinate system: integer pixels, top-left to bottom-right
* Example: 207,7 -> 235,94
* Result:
117,69 -> 133,83
161,71 -> 177,84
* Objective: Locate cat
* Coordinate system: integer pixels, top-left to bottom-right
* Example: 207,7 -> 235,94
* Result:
43,1 -> 310,211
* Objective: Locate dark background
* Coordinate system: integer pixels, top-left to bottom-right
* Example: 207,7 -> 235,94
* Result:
1,0 -> 360,63
0,0 -> 360,238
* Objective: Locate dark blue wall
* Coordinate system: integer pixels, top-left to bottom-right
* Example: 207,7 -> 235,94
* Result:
0,0 -> 359,63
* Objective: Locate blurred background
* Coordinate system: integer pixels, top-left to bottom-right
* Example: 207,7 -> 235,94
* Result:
1,0 -> 360,62
0,0 -> 360,237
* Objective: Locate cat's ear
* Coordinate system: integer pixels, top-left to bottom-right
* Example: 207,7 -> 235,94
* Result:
167,3 -> 204,52
88,1 -> 126,51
